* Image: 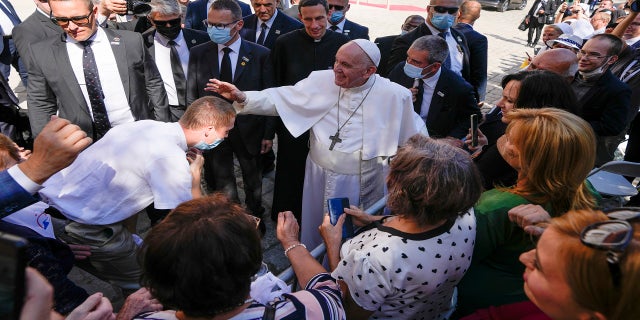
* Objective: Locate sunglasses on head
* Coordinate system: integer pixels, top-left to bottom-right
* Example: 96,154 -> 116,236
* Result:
328,4 -> 345,10
152,17 -> 181,27
431,6 -> 459,14
580,219 -> 634,287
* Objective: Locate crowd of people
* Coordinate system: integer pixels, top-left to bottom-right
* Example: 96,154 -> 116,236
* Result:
2,0 -> 640,319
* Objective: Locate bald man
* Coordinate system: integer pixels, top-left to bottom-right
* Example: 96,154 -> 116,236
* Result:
454,0 -> 488,101
528,48 -> 579,82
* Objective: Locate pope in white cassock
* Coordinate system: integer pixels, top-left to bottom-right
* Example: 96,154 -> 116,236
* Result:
209,39 -> 427,249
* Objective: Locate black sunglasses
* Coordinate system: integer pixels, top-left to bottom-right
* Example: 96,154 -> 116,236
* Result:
328,4 -> 345,10
605,207 -> 640,222
152,17 -> 181,27
580,220 -> 633,287
50,13 -> 92,26
431,6 -> 459,14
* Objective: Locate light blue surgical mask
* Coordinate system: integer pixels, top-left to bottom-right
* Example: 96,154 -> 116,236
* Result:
430,13 -> 455,30
329,11 -> 344,25
403,62 -> 434,79
194,138 -> 224,150
207,26 -> 233,44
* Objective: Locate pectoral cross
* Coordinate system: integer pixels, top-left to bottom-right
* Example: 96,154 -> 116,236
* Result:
329,132 -> 342,150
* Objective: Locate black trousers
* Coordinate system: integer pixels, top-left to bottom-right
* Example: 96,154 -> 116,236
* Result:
203,130 -> 263,216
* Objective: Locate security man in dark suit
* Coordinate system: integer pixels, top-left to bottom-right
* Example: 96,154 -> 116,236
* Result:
241,0 -> 303,49
389,0 -> 475,99
374,15 -> 424,77
241,0 -> 302,174
187,0 -> 274,232
27,0 -> 169,139
453,0 -> 487,102
143,0 -> 210,121
389,35 -> 480,141
185,0 -> 252,31
326,0 -> 369,39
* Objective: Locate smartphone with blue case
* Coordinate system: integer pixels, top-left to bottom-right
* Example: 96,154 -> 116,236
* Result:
327,197 -> 354,239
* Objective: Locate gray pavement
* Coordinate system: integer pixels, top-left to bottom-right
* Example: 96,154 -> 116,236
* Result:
7,0 -> 536,310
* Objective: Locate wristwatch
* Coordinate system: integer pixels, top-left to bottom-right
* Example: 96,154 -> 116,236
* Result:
631,0 -> 640,13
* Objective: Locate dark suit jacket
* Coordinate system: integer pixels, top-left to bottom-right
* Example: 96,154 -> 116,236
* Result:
374,34 -> 397,77
142,28 -> 209,120
453,23 -> 487,102
573,70 -> 632,137
388,62 -> 480,139
0,170 -> 38,218
241,10 -> 302,49
27,28 -> 169,137
13,10 -> 61,70
340,19 -> 369,40
185,0 -> 253,31
388,23 -> 472,88
610,46 -> 640,122
187,39 -> 275,154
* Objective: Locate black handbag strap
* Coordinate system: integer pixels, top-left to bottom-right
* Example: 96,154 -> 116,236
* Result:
262,303 -> 276,320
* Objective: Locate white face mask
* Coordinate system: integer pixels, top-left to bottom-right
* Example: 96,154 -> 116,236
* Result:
579,57 -> 611,80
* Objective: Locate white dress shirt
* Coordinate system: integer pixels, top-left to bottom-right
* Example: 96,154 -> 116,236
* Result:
154,31 -> 190,106
66,28 -> 135,126
419,68 -> 442,121
426,23 -> 463,77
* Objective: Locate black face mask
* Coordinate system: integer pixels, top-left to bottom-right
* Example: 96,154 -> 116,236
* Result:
154,18 -> 182,40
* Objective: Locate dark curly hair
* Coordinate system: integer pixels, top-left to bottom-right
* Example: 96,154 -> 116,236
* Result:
140,194 -> 262,317
386,134 -> 483,226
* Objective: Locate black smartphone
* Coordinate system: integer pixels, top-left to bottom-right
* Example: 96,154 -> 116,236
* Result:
327,197 -> 354,239
0,233 -> 28,320
470,114 -> 479,147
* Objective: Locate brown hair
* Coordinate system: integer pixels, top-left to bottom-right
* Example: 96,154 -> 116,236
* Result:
550,211 -> 640,319
140,194 -> 262,317
179,96 -> 236,130
386,134 -> 482,226
0,134 -> 21,170
503,108 -> 597,214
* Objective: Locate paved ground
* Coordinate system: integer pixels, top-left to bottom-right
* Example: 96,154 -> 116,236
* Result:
8,0 -> 535,310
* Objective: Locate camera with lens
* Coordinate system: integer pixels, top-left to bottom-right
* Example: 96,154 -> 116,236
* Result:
126,0 -> 152,16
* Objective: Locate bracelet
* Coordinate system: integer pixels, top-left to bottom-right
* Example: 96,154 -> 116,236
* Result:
284,243 -> 307,257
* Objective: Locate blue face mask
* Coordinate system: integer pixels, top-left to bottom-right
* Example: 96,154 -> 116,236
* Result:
194,138 -> 224,150
403,62 -> 435,79
430,13 -> 455,30
329,11 -> 344,25
207,26 -> 233,44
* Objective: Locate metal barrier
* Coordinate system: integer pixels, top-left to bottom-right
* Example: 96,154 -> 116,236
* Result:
276,195 -> 388,284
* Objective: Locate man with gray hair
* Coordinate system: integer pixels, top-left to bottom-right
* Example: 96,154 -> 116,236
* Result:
389,35 -> 479,143
209,39 -> 426,250
143,0 -> 209,121
528,47 -> 579,82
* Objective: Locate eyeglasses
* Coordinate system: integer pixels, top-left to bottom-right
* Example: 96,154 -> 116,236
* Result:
328,4 -> 345,11
152,17 -> 181,27
431,6 -> 459,14
580,220 -> 633,287
577,50 -> 610,60
203,19 -> 239,30
50,12 -> 93,26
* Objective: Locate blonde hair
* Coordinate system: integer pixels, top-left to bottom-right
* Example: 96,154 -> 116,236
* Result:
503,108 -> 597,214
179,96 -> 236,130
550,211 -> 640,319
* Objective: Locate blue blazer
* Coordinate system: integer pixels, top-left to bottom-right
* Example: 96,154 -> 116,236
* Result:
453,23 -> 488,102
388,63 -> 480,139
341,19 -> 369,40
0,170 -> 38,218
241,10 -> 303,49
185,0 -> 253,31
